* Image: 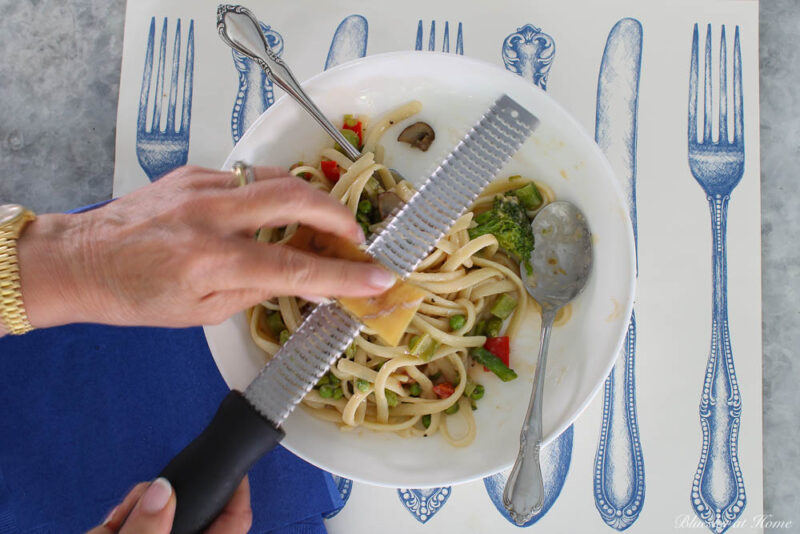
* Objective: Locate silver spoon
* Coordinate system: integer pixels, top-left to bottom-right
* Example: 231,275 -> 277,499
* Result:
503,200 -> 593,525
216,5 -> 369,164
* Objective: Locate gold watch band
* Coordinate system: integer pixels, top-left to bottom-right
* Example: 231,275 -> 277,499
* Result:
0,204 -> 37,335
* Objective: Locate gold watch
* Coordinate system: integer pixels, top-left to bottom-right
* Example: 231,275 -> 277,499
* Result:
0,204 -> 37,334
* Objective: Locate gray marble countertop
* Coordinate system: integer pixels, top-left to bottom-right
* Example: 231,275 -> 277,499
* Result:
0,0 -> 797,531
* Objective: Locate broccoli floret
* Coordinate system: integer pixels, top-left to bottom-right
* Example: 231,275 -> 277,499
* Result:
468,194 -> 534,274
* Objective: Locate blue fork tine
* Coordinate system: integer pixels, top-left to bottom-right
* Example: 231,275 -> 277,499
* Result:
165,20 -> 181,133
733,27 -> 743,145
703,24 -> 712,143
415,20 -> 462,54
137,18 -> 156,135
688,25 -> 698,144
152,18 -> 168,133
718,26 -> 728,144
182,21 -> 195,134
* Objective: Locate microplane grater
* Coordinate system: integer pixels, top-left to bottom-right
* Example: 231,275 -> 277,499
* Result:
244,94 -> 539,426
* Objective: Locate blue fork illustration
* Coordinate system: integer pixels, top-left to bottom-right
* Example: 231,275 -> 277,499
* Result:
230,22 -> 284,144
393,22 -> 464,519
502,24 -> 555,90
687,24 -> 746,534
415,20 -> 463,54
136,17 -> 194,182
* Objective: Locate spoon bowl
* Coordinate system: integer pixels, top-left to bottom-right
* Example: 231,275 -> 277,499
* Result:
524,201 -> 594,308
503,201 -> 593,524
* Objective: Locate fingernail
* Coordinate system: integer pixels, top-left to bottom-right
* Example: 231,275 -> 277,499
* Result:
368,268 -> 396,290
354,225 -> 366,243
300,295 -> 333,304
141,478 -> 172,514
102,505 -> 118,526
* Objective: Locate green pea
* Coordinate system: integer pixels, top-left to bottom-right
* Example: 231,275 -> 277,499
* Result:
358,199 -> 373,214
356,378 -> 370,392
470,384 -> 485,400
444,402 -> 460,415
332,387 -> 344,400
449,314 -> 466,331
316,374 -> 330,388
279,329 -> 290,345
422,414 -> 431,429
319,385 -> 334,398
408,382 -> 422,397
328,373 -> 341,386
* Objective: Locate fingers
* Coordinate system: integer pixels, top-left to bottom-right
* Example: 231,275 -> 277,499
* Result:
87,483 -> 148,534
205,476 -> 253,534
214,241 -> 396,299
85,477 -> 249,534
221,177 -> 365,243
118,478 -> 176,534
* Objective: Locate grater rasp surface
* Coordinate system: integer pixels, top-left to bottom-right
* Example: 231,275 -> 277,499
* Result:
244,94 -> 539,426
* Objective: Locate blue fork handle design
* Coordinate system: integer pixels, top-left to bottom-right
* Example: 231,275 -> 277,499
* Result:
692,194 -> 745,533
594,313 -> 645,530
230,23 -> 284,144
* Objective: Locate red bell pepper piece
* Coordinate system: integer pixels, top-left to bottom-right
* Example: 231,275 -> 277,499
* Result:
342,120 -> 363,145
432,382 -> 455,399
483,336 -> 510,370
320,160 -> 340,182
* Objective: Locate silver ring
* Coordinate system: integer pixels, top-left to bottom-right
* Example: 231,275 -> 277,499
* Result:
232,161 -> 255,186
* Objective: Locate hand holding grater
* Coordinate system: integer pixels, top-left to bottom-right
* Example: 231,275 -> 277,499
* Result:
158,93 -> 538,533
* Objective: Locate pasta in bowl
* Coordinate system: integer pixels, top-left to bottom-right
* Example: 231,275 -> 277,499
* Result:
205,52 -> 635,487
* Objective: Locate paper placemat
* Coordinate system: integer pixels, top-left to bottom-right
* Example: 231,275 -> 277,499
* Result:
114,1 -> 763,532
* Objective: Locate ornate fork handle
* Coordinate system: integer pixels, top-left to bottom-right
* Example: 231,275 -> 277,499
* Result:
230,23 -> 283,144
503,308 -> 556,523
691,194 -> 746,534
217,5 -> 360,161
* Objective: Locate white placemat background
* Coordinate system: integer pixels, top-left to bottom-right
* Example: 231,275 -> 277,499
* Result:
114,1 -> 763,532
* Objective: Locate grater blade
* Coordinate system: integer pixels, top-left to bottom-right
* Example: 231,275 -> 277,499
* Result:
244,94 -> 539,426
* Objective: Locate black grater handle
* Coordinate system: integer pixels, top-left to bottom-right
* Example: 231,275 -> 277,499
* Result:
159,390 -> 284,534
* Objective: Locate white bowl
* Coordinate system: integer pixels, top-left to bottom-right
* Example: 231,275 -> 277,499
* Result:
204,52 -> 635,488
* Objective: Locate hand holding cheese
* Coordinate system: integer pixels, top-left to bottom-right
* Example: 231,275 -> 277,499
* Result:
285,225 -> 425,346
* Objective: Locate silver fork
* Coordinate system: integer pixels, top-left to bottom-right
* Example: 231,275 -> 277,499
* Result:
687,24 -> 746,534
415,20 -> 463,54
136,17 -> 195,182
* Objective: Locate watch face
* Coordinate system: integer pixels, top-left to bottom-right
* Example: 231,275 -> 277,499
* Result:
0,204 -> 24,226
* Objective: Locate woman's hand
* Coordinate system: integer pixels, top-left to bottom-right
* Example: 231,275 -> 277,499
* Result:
16,165 -> 396,329
87,476 -> 251,534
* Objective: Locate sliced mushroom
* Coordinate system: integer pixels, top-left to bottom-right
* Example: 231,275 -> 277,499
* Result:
377,191 -> 404,220
397,121 -> 435,151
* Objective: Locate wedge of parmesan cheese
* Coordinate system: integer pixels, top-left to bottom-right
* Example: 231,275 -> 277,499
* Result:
285,226 -> 425,346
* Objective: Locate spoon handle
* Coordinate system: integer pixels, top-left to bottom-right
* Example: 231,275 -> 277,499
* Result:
503,308 -> 557,524
216,5 -> 361,161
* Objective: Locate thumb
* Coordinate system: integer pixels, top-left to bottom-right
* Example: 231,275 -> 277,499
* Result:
119,478 -> 176,534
